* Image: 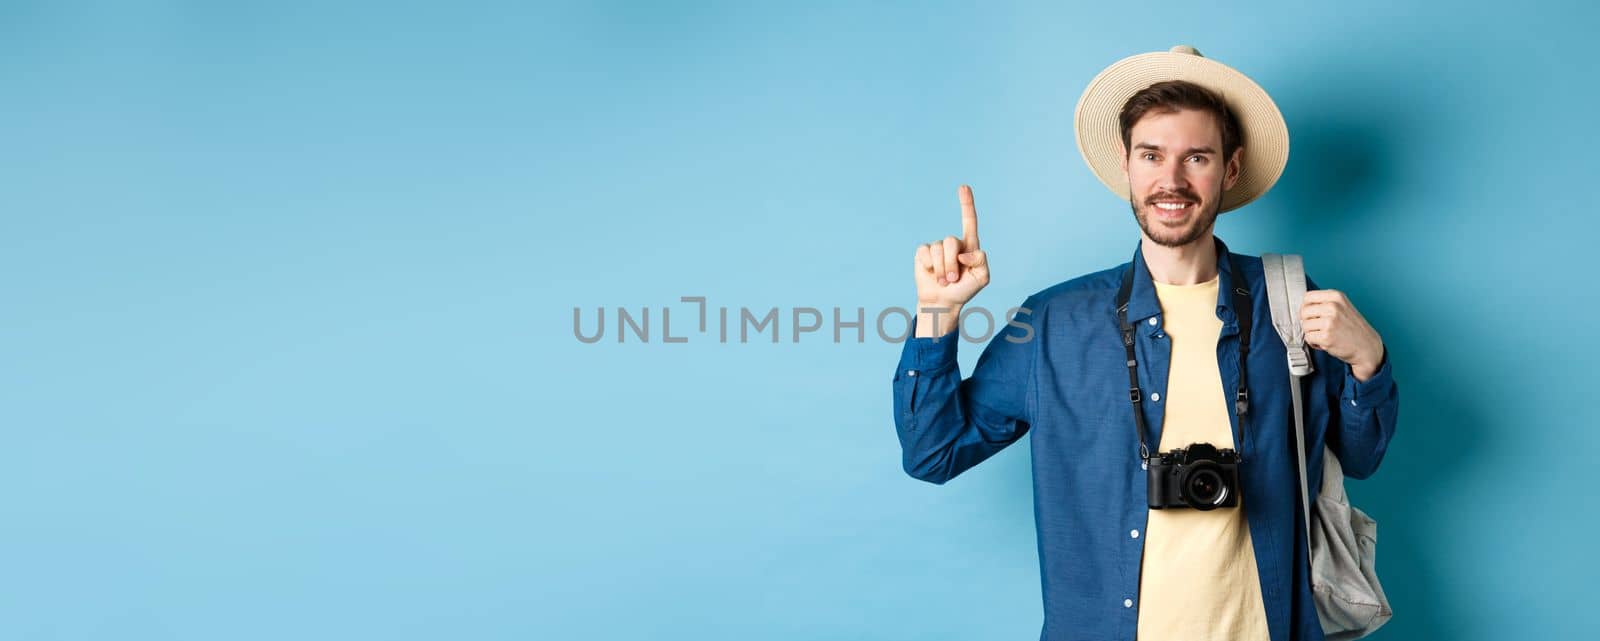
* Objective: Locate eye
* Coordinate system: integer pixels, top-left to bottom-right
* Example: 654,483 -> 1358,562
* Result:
1142,152 -> 1158,161
1187,154 -> 1206,163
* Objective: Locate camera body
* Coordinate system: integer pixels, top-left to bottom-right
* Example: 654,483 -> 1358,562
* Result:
1147,442 -> 1241,511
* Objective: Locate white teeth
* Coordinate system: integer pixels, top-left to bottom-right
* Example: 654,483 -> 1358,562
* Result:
1155,202 -> 1191,211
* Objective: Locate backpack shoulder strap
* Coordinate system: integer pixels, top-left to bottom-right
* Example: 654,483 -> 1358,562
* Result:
1262,253 -> 1316,557
1263,253 -> 1314,376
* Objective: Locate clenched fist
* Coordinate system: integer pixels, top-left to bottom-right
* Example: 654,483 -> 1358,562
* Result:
912,185 -> 990,337
1300,289 -> 1386,382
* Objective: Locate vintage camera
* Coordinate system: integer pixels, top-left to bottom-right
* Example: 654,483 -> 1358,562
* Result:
1147,442 -> 1241,511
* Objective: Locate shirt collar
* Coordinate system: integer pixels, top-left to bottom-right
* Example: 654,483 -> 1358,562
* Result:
1118,235 -> 1242,329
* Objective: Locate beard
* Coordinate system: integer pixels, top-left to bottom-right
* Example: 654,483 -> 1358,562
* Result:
1129,188 -> 1221,249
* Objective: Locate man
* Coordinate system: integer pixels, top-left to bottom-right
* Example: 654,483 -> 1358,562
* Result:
891,46 -> 1398,641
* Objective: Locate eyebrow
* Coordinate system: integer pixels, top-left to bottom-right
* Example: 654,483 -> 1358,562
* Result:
1133,143 -> 1217,155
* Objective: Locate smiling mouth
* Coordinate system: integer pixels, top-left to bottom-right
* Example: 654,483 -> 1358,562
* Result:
1151,201 -> 1195,218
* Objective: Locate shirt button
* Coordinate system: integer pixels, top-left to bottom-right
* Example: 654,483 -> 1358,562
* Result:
1148,317 -> 1158,326
1130,529 -> 1140,539
1124,598 -> 1134,608
907,370 -> 917,377
1350,398 -> 1357,406
1150,392 -> 1160,402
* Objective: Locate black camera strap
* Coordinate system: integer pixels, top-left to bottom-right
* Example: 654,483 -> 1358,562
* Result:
1115,247 -> 1253,466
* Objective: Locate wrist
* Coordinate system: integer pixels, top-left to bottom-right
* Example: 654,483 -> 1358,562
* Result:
914,301 -> 963,338
1351,343 -> 1386,382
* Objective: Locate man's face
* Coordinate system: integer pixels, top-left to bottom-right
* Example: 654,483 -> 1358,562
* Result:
1119,108 -> 1242,248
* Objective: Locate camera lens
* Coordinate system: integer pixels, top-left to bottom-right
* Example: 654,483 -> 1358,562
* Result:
1180,463 -> 1229,510
1190,470 -> 1220,499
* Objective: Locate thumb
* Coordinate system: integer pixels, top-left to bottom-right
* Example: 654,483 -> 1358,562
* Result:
1303,330 -> 1324,350
957,250 -> 985,266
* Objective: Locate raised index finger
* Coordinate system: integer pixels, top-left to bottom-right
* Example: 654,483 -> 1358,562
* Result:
959,184 -> 980,250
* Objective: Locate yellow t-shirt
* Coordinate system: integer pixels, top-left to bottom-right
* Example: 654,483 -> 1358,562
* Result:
1136,275 -> 1270,641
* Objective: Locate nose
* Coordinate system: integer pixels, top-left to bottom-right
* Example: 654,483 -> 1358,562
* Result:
1158,159 -> 1190,192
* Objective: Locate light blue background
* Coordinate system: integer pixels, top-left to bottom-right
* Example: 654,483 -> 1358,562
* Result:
3,1 -> 1593,639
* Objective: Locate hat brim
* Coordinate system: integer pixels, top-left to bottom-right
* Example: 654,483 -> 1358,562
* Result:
1073,49 -> 1289,213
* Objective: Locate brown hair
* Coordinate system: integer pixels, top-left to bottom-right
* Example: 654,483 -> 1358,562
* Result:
1118,80 -> 1243,164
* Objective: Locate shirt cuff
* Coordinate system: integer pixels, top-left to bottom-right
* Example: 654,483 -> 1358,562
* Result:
897,316 -> 961,375
1341,345 -> 1394,409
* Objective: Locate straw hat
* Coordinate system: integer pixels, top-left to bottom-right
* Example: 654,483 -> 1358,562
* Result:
1073,45 -> 1289,213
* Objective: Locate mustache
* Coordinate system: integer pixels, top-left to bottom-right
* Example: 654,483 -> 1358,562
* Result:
1144,191 -> 1199,205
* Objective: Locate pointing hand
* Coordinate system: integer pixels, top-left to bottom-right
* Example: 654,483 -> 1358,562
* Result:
914,184 -> 990,309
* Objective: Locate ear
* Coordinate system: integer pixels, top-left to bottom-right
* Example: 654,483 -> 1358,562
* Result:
1118,139 -> 1129,175
1222,146 -> 1244,190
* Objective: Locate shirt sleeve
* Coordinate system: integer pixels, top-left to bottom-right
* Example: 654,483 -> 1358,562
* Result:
890,296 -> 1040,484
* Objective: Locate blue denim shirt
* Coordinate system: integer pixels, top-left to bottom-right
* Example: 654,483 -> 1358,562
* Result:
891,235 -> 1398,641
